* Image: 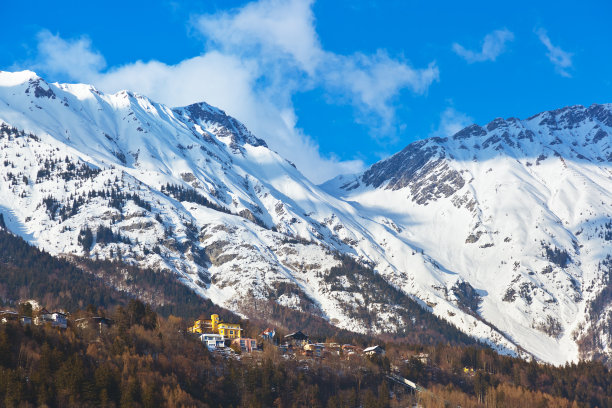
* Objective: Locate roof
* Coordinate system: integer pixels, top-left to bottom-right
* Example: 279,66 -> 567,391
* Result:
363,345 -> 384,352
304,343 -> 325,349
0,310 -> 18,315
284,331 -> 308,340
218,322 -> 241,328
92,316 -> 114,323
200,333 -> 223,338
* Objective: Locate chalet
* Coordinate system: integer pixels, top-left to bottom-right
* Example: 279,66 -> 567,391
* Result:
323,343 -> 341,355
188,314 -> 242,339
284,331 -> 308,346
232,338 -> 258,353
341,344 -> 361,355
0,310 -> 18,323
200,333 -> 225,350
34,308 -> 52,326
35,310 -> 67,329
303,343 -> 325,358
51,312 -> 68,329
363,345 -> 385,356
260,327 -> 276,341
415,352 -> 430,365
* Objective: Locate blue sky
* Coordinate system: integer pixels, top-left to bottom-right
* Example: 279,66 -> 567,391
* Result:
2,0 -> 611,182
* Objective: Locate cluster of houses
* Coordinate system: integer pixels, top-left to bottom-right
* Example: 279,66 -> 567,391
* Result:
188,314 -> 258,353
0,308 -> 113,332
276,330 -> 386,359
3,307 -> 389,360
0,308 -> 67,328
187,315 -> 387,359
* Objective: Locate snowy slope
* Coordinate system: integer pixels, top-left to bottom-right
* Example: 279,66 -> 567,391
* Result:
0,70 -> 610,364
0,70 -> 443,338
323,107 -> 612,364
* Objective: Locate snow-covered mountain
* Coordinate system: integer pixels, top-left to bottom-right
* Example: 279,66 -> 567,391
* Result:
323,106 -> 612,364
0,70 -> 610,365
0,70 -> 450,339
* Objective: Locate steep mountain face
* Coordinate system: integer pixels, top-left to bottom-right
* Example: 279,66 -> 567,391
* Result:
323,105 -> 612,364
0,70 -> 610,365
0,70 -> 475,345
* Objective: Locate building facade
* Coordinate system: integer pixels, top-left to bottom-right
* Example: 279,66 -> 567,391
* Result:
200,333 -> 225,350
232,338 -> 257,352
188,314 -> 242,339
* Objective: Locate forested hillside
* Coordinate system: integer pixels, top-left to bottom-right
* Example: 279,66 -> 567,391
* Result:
0,227 -> 225,320
1,305 -> 611,407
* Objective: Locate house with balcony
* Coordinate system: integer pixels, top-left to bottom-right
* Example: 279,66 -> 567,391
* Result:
284,331 -> 308,346
217,322 -> 242,339
232,338 -> 257,352
200,333 -> 225,350
35,310 -> 67,329
304,343 -> 325,357
260,327 -> 276,342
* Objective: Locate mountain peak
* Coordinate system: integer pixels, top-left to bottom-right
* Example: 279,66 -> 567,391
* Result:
175,101 -> 268,149
0,70 -> 40,87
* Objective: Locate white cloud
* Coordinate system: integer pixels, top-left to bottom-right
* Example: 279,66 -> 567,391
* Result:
197,0 -> 322,74
431,107 -> 473,138
452,29 -> 514,63
28,0 -> 438,182
34,30 -> 106,81
96,53 -> 259,110
193,0 -> 438,133
536,29 -> 573,78
322,52 -> 439,130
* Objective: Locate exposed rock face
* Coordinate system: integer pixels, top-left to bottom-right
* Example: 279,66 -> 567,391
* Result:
361,141 -> 466,205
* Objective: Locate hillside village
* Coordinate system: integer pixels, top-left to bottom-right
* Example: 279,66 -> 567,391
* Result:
188,313 -> 388,358
2,303 -> 390,360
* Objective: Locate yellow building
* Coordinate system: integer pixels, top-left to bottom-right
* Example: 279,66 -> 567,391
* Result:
218,322 -> 242,339
188,314 -> 242,339
188,319 -> 211,334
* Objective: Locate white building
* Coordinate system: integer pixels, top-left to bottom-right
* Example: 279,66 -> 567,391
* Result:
363,345 -> 385,356
51,312 -> 67,329
35,310 -> 67,329
200,333 -> 225,350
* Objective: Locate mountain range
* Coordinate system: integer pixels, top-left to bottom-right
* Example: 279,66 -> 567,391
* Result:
0,70 -> 610,365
